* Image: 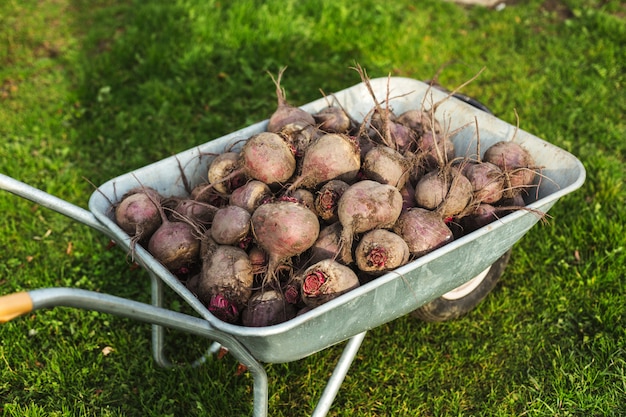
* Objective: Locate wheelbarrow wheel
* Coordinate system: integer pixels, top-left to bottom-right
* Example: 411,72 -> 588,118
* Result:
411,249 -> 511,322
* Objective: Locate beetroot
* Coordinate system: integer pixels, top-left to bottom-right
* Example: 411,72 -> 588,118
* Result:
148,219 -> 200,276
357,133 -> 377,161
250,200 -> 320,281
139,189 -> 202,276
229,180 -> 272,213
241,289 -> 297,327
248,245 -> 268,276
337,180 -> 404,263
287,133 -> 360,192
114,188 -> 162,242
197,236 -> 254,323
314,105 -> 352,134
185,273 -> 201,296
190,183 -> 229,207
396,108 -> 442,137
483,141 -> 536,197
387,121 -> 419,152
416,131 -> 455,171
211,205 -> 251,246
266,67 -> 316,134
200,132 -> 296,193
368,108 -> 418,151
208,152 -> 246,194
308,222 -> 348,265
290,189 -> 316,211
393,207 -> 453,256
314,180 -> 349,223
172,199 -> 218,227
240,132 -> 297,187
498,192 -> 526,209
282,272 -> 305,306
400,182 -> 417,211
461,203 -> 500,233
355,229 -> 410,276
283,124 -> 321,158
353,64 -> 416,152
120,66 -> 526,327
299,259 -> 360,308
362,145 -> 411,189
414,167 -> 473,219
462,161 -> 505,204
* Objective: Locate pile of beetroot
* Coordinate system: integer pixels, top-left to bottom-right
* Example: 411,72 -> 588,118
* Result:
113,68 -> 539,327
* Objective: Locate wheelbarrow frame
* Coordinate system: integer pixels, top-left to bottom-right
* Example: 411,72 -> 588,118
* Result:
0,77 -> 586,416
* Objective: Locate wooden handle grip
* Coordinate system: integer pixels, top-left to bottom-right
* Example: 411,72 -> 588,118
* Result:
0,292 -> 33,323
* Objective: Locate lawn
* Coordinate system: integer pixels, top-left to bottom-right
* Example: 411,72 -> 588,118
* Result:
1,0 -> 624,416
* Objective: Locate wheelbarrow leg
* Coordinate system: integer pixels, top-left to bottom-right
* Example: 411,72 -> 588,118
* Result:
147,271 -> 226,368
148,271 -> 173,368
312,331 -> 367,417
146,274 -> 267,414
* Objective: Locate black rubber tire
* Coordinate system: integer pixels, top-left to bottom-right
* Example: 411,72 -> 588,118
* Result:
411,250 -> 512,322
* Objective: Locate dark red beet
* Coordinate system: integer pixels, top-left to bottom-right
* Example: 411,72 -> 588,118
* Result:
266,67 -> 316,134
290,189 -> 316,212
461,203 -> 500,233
240,132 -> 297,187
400,182 -> 417,211
241,289 -> 297,327
250,200 -> 320,282
299,259 -> 360,308
396,108 -> 442,137
337,180 -> 404,263
462,161 -> 505,204
314,180 -> 349,223
283,124 -> 321,158
414,167 -> 473,219
197,237 -> 254,323
229,180 -> 272,213
191,183 -> 229,207
287,133 -> 360,192
354,229 -> 410,276
308,222 -> 349,265
314,105 -> 352,134
357,134 -> 377,161
362,145 -> 412,189
114,188 -> 163,242
388,122 -> 419,153
199,133 -> 297,195
483,141 -> 536,197
172,199 -> 218,227
393,207 -> 454,256
416,131 -> 455,170
369,108 -> 418,151
148,220 -> 200,276
211,205 -> 251,246
248,245 -> 268,276
498,192 -> 526,208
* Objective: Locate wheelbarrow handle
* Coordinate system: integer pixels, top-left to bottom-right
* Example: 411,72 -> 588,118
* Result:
0,287 -> 269,416
0,173 -> 115,239
0,292 -> 34,323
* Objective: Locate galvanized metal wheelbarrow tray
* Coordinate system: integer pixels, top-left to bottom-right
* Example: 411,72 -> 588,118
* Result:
0,77 -> 585,416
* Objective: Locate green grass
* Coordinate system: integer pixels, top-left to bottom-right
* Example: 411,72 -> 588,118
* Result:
1,0 -> 624,415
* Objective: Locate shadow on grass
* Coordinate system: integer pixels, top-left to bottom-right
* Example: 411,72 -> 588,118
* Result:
68,1 -> 371,185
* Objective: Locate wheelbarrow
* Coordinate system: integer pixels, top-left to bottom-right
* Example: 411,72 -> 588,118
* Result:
0,77 -> 585,416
